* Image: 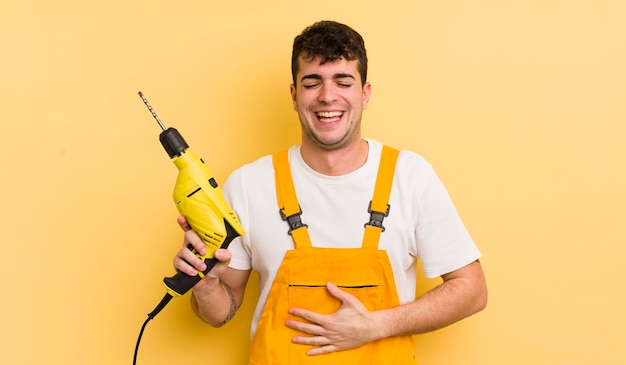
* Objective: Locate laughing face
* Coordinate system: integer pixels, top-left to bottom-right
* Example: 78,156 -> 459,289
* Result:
290,56 -> 371,152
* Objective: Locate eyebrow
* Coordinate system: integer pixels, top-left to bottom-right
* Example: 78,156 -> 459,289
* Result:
300,73 -> 357,83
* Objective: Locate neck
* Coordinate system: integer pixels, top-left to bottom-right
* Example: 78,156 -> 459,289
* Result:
300,139 -> 369,176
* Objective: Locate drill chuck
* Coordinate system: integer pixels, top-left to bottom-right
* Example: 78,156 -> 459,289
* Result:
159,127 -> 189,158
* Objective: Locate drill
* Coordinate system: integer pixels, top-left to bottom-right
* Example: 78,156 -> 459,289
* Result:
136,91 -> 244,323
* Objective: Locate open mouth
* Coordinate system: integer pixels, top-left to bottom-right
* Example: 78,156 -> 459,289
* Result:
316,111 -> 344,123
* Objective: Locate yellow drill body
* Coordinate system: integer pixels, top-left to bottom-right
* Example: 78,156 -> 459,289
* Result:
172,149 -> 243,259
138,91 -> 244,299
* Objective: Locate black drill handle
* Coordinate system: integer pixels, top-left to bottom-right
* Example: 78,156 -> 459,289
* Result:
163,256 -> 220,296
163,220 -> 240,296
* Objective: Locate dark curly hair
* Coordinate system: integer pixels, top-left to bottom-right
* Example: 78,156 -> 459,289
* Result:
291,21 -> 368,86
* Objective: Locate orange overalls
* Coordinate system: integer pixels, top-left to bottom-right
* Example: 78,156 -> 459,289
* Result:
249,146 -> 416,365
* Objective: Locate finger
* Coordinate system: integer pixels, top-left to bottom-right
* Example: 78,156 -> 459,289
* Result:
307,345 -> 338,356
173,248 -> 206,275
288,308 -> 325,327
285,318 -> 324,335
291,333 -> 328,346
289,333 -> 338,356
184,230 -> 207,255
174,247 -> 231,277
177,215 -> 192,231
306,345 -> 338,356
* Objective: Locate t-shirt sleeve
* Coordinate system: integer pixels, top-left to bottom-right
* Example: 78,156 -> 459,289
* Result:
415,167 -> 481,278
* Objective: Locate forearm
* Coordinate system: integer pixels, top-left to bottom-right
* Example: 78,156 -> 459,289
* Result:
376,261 -> 487,338
190,278 -> 237,327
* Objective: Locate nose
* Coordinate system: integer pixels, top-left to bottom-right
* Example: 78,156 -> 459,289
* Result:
318,83 -> 338,103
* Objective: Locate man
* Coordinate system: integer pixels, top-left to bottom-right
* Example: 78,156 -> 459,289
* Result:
174,20 -> 487,364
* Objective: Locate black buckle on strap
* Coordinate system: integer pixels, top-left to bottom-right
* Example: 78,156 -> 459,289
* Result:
280,207 -> 308,235
365,201 -> 390,232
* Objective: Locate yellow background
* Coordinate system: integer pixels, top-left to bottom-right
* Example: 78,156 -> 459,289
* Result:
1,1 -> 624,364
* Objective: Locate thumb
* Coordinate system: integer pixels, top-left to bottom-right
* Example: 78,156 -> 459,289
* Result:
326,282 -> 368,311
326,281 -> 350,302
206,249 -> 232,278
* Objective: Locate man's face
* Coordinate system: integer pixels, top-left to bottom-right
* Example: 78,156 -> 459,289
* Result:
290,56 -> 371,151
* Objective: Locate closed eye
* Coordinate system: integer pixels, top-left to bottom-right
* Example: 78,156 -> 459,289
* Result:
302,82 -> 320,89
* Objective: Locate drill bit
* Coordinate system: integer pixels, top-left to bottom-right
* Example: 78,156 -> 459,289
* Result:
138,91 -> 167,131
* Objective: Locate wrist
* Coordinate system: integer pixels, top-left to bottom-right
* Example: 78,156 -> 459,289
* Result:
215,280 -> 237,327
372,307 -> 399,340
190,278 -> 236,327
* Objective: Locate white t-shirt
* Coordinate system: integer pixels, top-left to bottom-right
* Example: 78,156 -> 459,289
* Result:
223,139 -> 481,337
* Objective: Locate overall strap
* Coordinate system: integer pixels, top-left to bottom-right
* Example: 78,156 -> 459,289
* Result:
273,149 -> 313,248
362,146 -> 400,249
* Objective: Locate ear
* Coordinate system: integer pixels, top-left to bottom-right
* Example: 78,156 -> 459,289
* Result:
362,82 -> 372,109
290,84 -> 297,111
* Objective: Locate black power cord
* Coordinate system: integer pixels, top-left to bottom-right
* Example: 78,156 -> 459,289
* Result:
133,294 -> 173,365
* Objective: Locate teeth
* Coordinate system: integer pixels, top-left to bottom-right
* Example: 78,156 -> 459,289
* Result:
316,111 -> 343,118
